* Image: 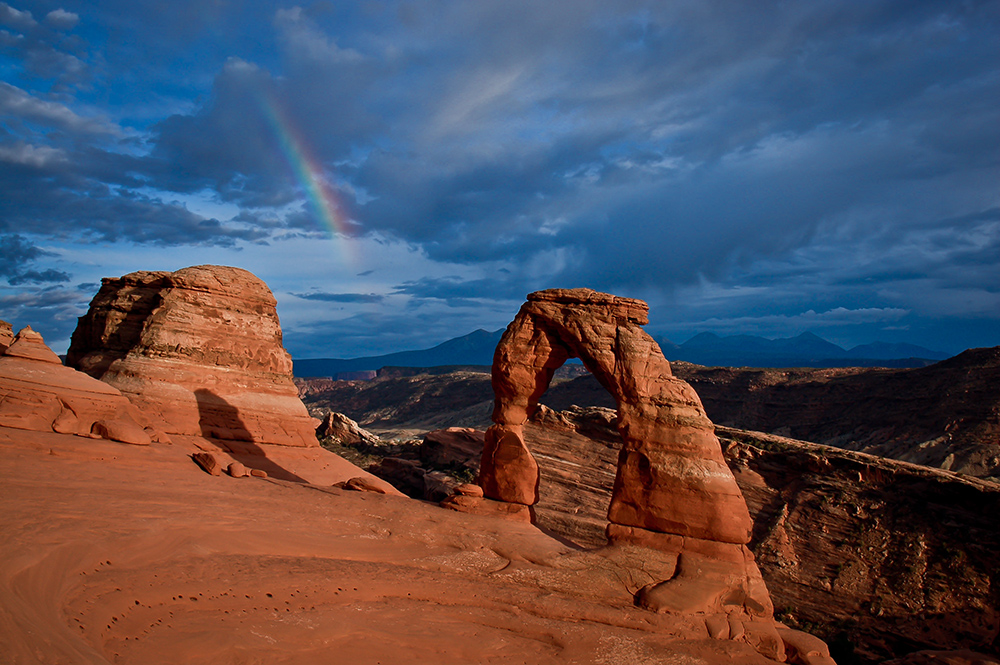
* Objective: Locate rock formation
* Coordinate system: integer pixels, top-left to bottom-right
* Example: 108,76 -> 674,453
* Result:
467,288 -> 775,644
0,319 -> 13,352
316,411 -> 380,446
67,265 -> 317,447
0,326 -> 152,444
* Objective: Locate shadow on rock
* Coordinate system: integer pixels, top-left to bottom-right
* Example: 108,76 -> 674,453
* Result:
195,388 -> 307,483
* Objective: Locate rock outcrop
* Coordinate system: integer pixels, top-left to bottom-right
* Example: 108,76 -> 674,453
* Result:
316,411 -> 380,446
0,319 -> 13,352
67,265 -> 317,447
0,327 -> 152,444
467,288 -> 775,639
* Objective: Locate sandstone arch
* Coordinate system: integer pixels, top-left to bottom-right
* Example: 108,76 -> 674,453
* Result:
478,289 -> 775,625
480,288 -> 753,544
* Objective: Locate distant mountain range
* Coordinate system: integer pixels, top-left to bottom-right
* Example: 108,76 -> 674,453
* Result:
293,328 -> 505,378
660,331 -> 950,369
292,329 -> 951,378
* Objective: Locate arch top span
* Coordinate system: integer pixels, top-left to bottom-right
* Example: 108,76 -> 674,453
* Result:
480,288 -> 752,546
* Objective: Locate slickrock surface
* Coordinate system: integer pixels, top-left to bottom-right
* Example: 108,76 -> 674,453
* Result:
67,265 -> 317,447
0,327 -> 152,445
0,424 -> 781,665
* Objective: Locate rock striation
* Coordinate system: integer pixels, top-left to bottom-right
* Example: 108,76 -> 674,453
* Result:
0,319 -> 13,352
67,265 -> 317,447
0,327 -> 152,444
467,288 -> 775,643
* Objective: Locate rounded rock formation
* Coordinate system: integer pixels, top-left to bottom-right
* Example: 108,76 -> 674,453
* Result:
0,327 -> 152,444
67,265 -> 317,447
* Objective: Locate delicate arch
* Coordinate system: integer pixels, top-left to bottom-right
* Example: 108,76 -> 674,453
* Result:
479,289 -> 752,545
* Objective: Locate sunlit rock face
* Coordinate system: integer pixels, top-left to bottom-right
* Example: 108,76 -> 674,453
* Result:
0,319 -> 13,353
473,288 -> 775,631
0,326 -> 151,445
67,265 -> 318,447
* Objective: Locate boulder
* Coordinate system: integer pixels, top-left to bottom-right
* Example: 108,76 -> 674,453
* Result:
91,417 -> 151,446
227,461 -> 248,478
339,476 -> 394,494
192,452 -> 221,476
316,411 -> 379,445
0,327 -> 159,443
420,427 -> 483,470
67,265 -> 318,447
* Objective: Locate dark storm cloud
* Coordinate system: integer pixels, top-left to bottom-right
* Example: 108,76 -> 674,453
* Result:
391,276 -> 529,307
291,291 -> 384,304
0,283 -> 91,348
0,234 -> 69,285
8,268 -> 70,285
0,0 -> 997,352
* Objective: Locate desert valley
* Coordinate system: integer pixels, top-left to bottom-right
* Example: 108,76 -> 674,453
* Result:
0,264 -> 997,665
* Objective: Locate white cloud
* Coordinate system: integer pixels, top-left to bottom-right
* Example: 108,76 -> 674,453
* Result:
44,8 -> 78,30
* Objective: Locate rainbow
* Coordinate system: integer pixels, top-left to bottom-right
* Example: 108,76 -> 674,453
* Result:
256,90 -> 356,263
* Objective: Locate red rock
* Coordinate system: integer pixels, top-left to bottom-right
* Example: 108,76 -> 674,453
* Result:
481,289 -> 752,544
249,468 -> 267,478
316,411 -> 379,445
0,319 -> 12,352
192,452 -> 221,476
420,427 -> 484,469
227,461 -> 248,478
0,327 -> 159,441
777,627 -> 836,665
67,265 -> 318,447
453,483 -> 484,498
704,614 -> 729,639
439,494 -> 533,523
3,326 -> 62,364
341,476 -> 389,494
477,289 -> 777,654
91,417 -> 151,446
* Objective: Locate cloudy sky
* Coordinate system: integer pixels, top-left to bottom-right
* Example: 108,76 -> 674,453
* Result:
1,0 -> 998,358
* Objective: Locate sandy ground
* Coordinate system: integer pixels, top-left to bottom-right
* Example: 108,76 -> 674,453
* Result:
0,426 -> 775,665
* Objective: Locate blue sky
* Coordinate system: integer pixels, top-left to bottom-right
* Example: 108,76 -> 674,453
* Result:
1,0 -> 998,358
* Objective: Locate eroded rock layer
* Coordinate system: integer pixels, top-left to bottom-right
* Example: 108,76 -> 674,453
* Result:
0,327 -> 151,444
0,319 -> 13,352
67,265 -> 317,447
